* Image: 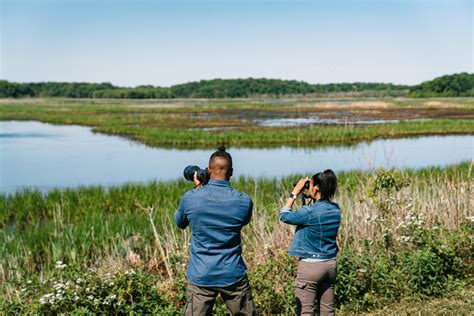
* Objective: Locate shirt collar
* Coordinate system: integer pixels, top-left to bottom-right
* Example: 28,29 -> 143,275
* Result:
207,180 -> 231,187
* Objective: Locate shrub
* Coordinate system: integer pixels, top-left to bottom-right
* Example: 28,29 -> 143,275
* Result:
4,262 -> 175,315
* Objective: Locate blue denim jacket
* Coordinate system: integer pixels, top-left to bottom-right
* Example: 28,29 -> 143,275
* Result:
174,180 -> 253,287
280,200 -> 341,259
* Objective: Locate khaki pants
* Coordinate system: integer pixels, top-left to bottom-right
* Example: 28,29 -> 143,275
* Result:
295,260 -> 337,316
185,276 -> 257,316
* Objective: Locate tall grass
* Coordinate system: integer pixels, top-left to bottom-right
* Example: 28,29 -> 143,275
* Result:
1,163 -> 471,277
1,162 -> 472,313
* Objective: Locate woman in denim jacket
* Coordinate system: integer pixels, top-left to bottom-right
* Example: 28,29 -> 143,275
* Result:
280,169 -> 340,316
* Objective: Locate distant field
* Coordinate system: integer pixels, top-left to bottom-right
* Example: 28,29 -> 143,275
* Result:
0,97 -> 473,148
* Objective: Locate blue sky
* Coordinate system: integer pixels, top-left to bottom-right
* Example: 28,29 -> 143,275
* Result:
1,0 -> 472,86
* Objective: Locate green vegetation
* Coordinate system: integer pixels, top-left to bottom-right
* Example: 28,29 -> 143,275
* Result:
356,285 -> 474,315
0,78 -> 409,99
1,73 -> 472,99
0,99 -> 473,148
2,73 -> 473,99
409,73 -> 474,97
1,163 -> 472,314
168,79 -> 409,98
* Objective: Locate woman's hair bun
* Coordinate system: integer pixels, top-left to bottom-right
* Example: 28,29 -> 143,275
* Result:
217,145 -> 226,152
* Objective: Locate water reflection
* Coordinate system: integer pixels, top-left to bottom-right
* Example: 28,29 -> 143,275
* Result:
1,121 -> 472,193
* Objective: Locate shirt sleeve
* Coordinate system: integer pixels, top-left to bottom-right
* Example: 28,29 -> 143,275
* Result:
279,205 -> 310,225
174,196 -> 189,229
243,198 -> 253,226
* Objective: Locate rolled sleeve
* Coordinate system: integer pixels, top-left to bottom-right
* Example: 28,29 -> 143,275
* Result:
279,205 -> 292,214
279,206 -> 310,225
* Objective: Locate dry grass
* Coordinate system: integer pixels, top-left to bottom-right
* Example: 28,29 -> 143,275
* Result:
133,163 -> 473,276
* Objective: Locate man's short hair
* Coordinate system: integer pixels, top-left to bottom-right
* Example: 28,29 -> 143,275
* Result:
209,145 -> 233,169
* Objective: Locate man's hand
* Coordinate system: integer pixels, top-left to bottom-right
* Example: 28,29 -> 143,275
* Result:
193,171 -> 202,189
292,177 -> 310,196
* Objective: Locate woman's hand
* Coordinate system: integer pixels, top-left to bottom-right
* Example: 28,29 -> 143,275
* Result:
283,177 -> 309,209
292,177 -> 310,196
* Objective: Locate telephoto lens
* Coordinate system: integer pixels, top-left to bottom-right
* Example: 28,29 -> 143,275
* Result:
183,165 -> 210,185
183,165 -> 200,182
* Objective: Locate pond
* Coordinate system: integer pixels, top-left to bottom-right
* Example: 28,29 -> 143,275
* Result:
1,121 -> 472,194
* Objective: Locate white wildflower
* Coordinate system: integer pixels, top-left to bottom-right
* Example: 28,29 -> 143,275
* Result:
55,261 -> 67,269
414,219 -> 423,226
53,282 -> 65,290
76,278 -> 83,284
87,295 -> 94,300
401,236 -> 412,242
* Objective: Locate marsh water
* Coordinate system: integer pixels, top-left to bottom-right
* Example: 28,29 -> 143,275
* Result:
1,121 -> 472,194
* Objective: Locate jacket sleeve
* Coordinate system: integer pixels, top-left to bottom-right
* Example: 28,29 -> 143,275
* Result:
279,205 -> 310,225
174,196 -> 189,229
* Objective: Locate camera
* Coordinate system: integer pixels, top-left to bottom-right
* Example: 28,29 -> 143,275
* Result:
183,165 -> 210,185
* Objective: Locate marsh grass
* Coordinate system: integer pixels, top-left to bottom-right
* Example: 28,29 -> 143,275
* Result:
1,163 -> 472,308
1,99 -> 473,148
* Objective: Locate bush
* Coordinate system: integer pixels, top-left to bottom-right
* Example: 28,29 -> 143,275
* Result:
3,263 -> 176,315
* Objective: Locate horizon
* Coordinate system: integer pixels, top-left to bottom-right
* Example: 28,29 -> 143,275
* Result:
1,0 -> 472,86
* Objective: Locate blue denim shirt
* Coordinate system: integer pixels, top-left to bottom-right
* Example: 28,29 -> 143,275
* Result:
280,200 -> 341,259
174,180 -> 253,287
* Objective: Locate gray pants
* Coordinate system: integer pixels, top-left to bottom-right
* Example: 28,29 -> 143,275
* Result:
295,260 -> 337,316
185,276 -> 257,316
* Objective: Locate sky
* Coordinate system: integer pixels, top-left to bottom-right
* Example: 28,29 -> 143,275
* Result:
1,0 -> 472,87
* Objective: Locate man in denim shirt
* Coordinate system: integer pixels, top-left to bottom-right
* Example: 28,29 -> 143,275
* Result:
174,146 -> 257,315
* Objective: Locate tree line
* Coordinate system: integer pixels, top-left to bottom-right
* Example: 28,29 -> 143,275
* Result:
408,72 -> 474,97
0,73 -> 471,99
